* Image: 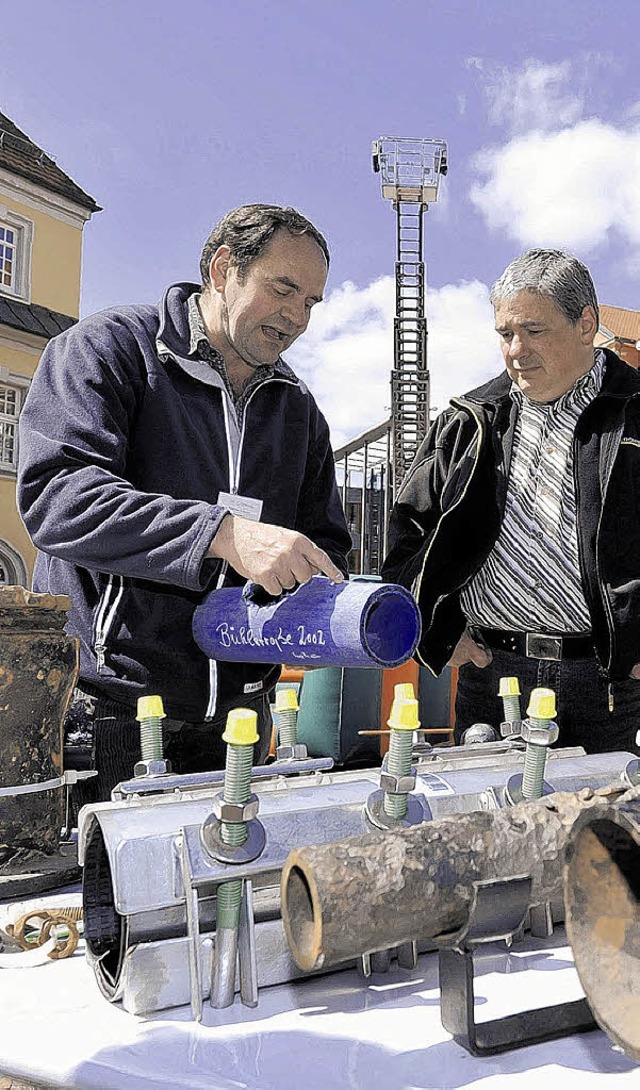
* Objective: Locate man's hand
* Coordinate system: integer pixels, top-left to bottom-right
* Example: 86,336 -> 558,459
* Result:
447,629 -> 493,669
208,515 -> 345,596
630,664 -> 640,680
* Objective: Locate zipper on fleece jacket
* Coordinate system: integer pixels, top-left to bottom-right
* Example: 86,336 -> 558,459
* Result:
204,392 -> 235,718
94,574 -> 125,672
203,373 -> 297,719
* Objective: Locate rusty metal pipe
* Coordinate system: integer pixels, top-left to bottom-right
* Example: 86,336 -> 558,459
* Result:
0,587 -> 78,871
281,782 -> 630,973
564,787 -> 640,1062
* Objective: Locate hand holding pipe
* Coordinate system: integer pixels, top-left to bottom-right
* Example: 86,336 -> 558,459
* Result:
281,780 -> 630,973
193,575 -> 421,669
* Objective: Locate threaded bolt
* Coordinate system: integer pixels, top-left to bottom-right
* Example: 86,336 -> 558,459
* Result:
275,688 -> 299,747
136,695 -> 166,760
216,709 -> 258,930
522,742 -> 547,799
498,676 -> 521,725
384,728 -> 414,820
522,688 -> 556,801
383,685 -> 419,821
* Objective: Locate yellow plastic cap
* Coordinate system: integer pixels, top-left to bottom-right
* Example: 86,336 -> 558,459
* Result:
222,708 -> 259,745
387,697 -> 421,731
394,682 -> 416,702
527,688 -> 556,720
498,677 -> 521,698
275,688 -> 299,713
136,695 -> 166,721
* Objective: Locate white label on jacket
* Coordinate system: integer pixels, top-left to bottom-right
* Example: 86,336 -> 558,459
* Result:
217,492 -> 263,521
244,680 -> 264,693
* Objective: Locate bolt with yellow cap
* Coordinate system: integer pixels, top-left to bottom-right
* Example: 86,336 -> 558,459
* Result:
211,707 -> 259,1009
393,682 -> 416,702
382,683 -> 420,821
274,688 -> 308,760
498,676 -> 522,736
520,687 -> 559,800
133,695 -> 171,778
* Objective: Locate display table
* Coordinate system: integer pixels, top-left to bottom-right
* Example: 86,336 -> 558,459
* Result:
0,890 -> 637,1090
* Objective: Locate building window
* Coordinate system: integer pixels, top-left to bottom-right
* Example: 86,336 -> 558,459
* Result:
0,539 -> 28,586
0,209 -> 32,301
0,223 -> 16,290
0,383 -> 20,471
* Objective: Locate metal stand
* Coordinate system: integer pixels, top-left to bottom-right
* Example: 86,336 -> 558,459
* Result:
438,876 -> 595,1055
180,826 -> 260,1020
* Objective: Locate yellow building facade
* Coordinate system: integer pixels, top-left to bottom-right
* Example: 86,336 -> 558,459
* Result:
0,110 -> 99,584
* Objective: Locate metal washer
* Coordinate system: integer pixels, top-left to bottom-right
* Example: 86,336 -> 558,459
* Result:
200,815 -> 266,864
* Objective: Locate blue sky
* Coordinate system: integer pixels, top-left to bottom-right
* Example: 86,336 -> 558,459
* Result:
2,0 -> 639,445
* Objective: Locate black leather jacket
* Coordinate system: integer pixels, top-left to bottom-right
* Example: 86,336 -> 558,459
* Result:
382,350 -> 640,680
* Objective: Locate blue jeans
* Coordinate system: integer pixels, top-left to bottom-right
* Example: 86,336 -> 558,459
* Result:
455,648 -> 640,755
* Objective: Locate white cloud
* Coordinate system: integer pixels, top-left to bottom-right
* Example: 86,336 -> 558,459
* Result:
470,118 -> 640,253
468,56 -> 640,259
287,276 -> 501,450
428,280 -> 502,415
467,56 -> 593,135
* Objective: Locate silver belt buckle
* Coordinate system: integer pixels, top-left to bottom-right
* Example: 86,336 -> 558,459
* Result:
525,633 -> 563,660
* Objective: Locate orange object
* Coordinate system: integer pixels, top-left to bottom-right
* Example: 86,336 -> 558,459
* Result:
449,666 -> 458,723
268,719 -> 278,758
281,665 -> 305,684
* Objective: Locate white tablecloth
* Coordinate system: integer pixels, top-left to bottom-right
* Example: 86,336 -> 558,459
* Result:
0,892 -> 637,1090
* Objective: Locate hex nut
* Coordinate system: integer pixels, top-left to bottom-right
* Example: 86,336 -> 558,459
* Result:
520,721 -> 559,746
379,769 -> 416,794
133,758 -> 171,778
211,792 -> 260,822
276,743 -> 308,761
500,719 -> 523,737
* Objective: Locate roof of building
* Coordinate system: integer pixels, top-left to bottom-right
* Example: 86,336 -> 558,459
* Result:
0,110 -> 100,214
0,295 -> 76,340
598,304 -> 640,345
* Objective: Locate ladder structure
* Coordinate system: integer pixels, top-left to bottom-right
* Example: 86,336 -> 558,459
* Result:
372,137 -> 448,495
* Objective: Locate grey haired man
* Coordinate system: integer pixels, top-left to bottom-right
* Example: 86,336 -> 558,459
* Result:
383,248 -> 640,754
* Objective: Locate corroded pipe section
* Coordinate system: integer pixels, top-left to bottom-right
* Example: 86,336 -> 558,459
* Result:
564,786 -> 640,1062
0,586 -> 78,870
281,782 -> 629,972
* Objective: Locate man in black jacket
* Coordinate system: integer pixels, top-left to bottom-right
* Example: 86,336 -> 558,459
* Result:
18,204 -> 351,797
383,248 -> 640,754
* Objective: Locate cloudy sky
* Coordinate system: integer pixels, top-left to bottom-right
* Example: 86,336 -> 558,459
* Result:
2,0 -> 639,447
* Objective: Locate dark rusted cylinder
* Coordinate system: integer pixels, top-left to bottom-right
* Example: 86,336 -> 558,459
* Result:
281,782 -> 629,972
564,787 -> 640,1062
0,586 -> 79,869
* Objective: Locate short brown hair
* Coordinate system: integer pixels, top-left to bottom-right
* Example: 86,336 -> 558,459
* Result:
200,204 -> 330,288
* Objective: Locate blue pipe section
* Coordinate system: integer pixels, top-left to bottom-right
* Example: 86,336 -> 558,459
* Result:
192,576 -> 421,669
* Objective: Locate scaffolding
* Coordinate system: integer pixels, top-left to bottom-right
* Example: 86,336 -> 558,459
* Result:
334,420 -> 392,576
372,136 -> 447,495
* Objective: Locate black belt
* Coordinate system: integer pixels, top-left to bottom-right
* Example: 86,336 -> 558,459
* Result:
476,627 -> 594,661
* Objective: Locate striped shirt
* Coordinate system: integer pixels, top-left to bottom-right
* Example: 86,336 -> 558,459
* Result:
460,351 -> 605,633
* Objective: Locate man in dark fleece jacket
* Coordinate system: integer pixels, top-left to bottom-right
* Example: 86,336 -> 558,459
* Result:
18,204 -> 351,800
